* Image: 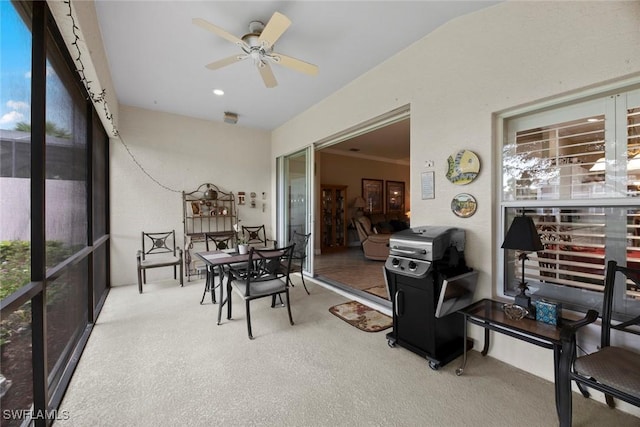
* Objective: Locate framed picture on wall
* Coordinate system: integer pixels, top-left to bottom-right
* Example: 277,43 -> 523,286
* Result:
362,178 -> 383,214
386,181 -> 405,213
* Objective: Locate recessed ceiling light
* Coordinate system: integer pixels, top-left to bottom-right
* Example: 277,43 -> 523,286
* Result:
213,89 -> 224,96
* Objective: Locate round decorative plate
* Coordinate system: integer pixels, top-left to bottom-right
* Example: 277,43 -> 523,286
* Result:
446,149 -> 480,185
451,193 -> 477,218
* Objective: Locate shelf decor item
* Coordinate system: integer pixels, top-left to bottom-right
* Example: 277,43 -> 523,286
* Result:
534,300 -> 562,325
203,184 -> 218,200
502,303 -> 529,321
446,149 -> 480,185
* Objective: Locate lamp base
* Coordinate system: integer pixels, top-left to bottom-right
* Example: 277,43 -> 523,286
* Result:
514,293 -> 536,319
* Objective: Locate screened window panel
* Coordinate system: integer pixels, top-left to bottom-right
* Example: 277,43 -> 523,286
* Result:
45,34 -> 88,266
92,114 -> 108,238
46,258 -> 88,381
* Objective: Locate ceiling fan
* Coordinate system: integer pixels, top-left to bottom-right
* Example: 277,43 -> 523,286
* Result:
193,12 -> 319,88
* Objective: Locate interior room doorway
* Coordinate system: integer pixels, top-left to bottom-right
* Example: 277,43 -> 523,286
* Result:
312,107 -> 410,304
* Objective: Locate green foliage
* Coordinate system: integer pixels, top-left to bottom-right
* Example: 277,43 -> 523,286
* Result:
14,121 -> 72,139
1,240 -> 75,346
0,240 -> 73,301
0,240 -> 30,301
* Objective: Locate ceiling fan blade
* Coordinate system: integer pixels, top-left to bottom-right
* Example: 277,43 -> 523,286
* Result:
273,53 -> 319,76
205,55 -> 247,70
192,18 -> 246,47
258,12 -> 291,48
258,62 -> 278,88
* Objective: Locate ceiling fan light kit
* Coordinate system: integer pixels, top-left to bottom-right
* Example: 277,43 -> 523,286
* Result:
193,12 -> 318,88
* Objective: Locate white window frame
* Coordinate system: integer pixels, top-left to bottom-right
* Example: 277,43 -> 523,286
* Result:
496,78 -> 640,319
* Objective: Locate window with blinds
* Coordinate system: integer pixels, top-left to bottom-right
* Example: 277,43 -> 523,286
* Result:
501,88 -> 640,318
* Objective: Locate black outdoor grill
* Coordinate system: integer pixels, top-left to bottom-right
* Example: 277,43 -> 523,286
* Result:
384,226 -> 478,370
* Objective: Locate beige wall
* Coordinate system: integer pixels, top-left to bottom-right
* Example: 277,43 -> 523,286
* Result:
110,106 -> 271,286
271,0 -> 640,412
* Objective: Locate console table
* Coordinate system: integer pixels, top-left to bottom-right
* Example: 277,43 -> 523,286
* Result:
456,298 -> 582,418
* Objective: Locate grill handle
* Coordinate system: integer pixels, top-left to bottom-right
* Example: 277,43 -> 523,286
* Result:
391,247 -> 427,256
394,290 -> 404,317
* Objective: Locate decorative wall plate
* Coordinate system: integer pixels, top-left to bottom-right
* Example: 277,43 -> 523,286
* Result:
446,149 -> 480,185
451,193 -> 477,218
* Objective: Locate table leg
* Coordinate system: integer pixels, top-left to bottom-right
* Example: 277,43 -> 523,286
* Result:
200,269 -> 209,305
217,266 -> 226,325
553,345 -> 561,418
211,267 -> 217,304
226,270 -> 232,320
456,315 -> 468,376
481,325 -> 490,356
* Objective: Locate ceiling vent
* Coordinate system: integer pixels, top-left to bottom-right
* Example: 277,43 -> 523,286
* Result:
224,112 -> 238,124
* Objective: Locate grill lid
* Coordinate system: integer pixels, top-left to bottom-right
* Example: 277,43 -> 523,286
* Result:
389,226 -> 465,261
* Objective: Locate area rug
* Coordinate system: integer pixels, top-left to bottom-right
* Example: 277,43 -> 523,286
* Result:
328,301 -> 392,332
363,285 -> 389,300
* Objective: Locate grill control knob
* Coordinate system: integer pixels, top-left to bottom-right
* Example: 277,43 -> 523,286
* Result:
391,258 -> 400,267
408,261 -> 417,271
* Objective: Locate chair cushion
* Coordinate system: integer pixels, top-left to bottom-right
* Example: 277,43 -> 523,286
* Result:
139,256 -> 180,268
357,216 -> 373,234
231,278 -> 287,298
574,346 -> 640,398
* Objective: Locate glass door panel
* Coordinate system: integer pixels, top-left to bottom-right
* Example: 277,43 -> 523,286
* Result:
278,148 -> 313,276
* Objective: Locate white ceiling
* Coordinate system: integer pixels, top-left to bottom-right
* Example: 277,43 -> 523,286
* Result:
95,1 -> 498,133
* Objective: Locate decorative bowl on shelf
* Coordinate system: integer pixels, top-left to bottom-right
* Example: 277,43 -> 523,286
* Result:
503,303 -> 529,320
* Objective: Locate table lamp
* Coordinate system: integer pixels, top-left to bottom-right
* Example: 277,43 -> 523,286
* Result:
353,196 -> 366,217
501,212 -> 544,316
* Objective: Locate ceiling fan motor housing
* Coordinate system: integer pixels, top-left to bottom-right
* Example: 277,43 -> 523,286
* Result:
248,20 -> 265,34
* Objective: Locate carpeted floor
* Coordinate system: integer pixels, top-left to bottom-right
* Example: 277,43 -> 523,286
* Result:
55,275 -> 639,427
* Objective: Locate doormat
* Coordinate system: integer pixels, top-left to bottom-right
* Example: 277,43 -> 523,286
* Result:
329,301 -> 392,332
363,285 -> 389,300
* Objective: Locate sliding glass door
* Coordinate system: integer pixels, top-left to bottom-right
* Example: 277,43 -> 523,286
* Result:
277,147 -> 314,277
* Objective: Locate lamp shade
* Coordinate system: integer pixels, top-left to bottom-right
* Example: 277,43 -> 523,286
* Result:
353,196 -> 366,208
628,153 -> 640,171
501,214 -> 543,252
589,157 -> 606,172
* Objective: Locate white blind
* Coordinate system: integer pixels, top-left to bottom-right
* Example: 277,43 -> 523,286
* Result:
507,208 -> 640,299
502,89 -> 640,315
505,115 -> 607,201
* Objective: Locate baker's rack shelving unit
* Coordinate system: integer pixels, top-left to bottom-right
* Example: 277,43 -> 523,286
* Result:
182,183 -> 236,281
